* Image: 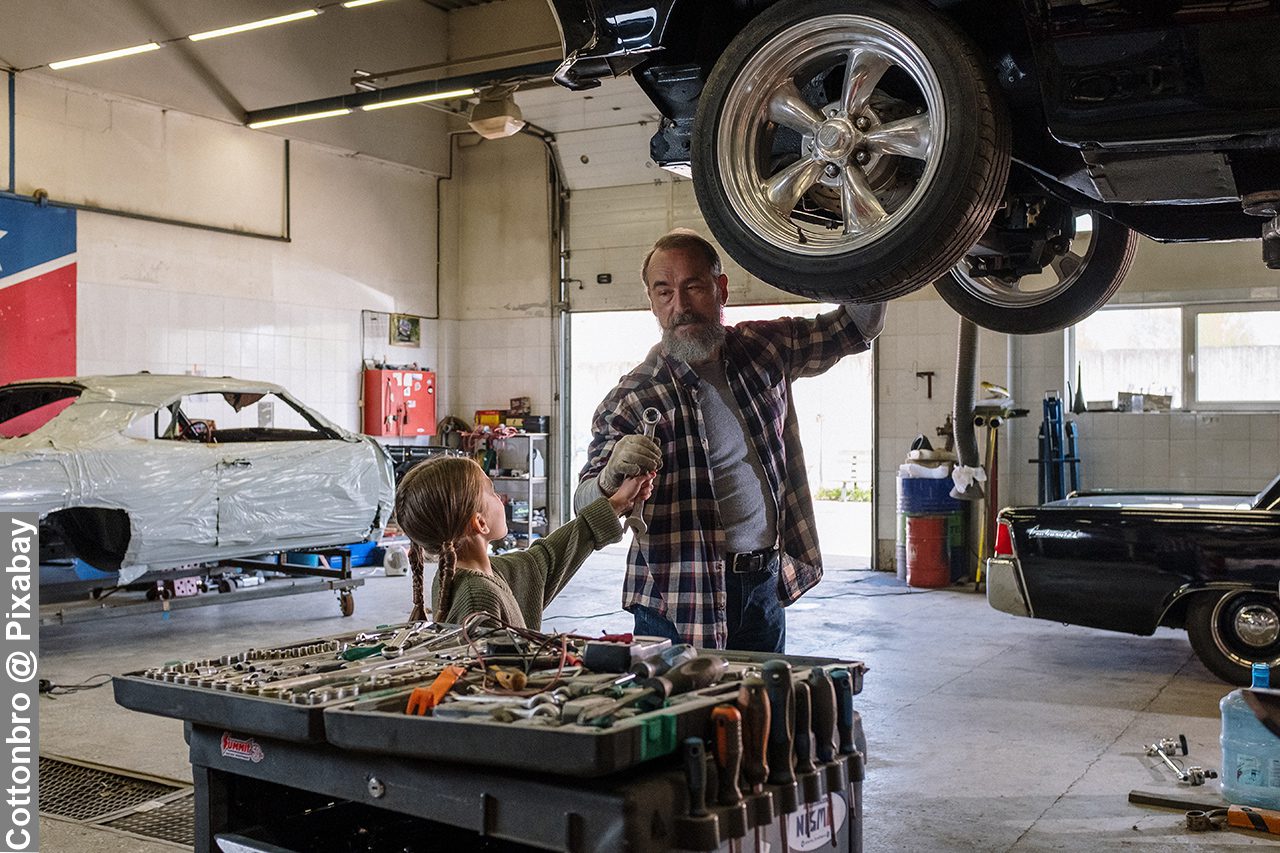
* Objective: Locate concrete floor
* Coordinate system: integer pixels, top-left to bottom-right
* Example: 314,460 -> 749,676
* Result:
38,545 -> 1280,851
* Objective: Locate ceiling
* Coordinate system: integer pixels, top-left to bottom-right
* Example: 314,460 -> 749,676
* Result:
0,0 -> 671,186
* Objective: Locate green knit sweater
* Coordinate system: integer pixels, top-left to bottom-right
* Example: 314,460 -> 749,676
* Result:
431,498 -> 623,630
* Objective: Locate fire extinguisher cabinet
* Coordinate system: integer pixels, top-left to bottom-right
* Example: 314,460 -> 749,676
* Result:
362,369 -> 436,437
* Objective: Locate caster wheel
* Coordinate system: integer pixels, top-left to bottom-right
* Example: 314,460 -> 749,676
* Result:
338,591 -> 355,618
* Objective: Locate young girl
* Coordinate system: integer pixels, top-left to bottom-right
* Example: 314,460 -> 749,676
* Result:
395,455 -> 653,629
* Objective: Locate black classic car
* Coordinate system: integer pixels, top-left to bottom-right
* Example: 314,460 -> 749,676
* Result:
547,0 -> 1280,333
986,473 -> 1280,685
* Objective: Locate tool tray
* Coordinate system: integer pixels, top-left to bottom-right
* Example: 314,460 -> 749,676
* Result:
113,622 -> 469,743
324,650 -> 862,777
112,621 -> 865,777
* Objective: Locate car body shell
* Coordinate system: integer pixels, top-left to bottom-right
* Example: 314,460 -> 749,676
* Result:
988,476 -> 1280,636
0,375 -> 395,582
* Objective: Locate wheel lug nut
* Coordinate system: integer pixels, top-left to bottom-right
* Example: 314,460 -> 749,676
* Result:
855,116 -> 870,131
855,150 -> 870,165
824,163 -> 841,178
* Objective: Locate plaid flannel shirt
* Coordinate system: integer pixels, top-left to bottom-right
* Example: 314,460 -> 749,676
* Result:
578,307 -> 872,648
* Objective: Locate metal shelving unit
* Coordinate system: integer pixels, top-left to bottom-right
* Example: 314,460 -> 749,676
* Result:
489,433 -> 548,549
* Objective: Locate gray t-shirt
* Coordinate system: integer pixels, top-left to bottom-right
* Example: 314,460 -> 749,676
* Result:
693,359 -> 778,553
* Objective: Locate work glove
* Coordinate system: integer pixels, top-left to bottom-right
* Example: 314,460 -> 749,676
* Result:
847,301 -> 887,339
597,434 -> 662,496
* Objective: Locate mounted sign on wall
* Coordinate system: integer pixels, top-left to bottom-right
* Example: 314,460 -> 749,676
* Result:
389,313 -> 421,347
0,196 -> 77,384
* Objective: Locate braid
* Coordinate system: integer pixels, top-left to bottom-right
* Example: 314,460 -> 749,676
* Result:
407,543 -> 428,622
393,455 -> 490,624
435,540 -> 459,622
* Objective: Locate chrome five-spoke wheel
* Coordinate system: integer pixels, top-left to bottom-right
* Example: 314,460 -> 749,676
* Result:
693,0 -> 1010,303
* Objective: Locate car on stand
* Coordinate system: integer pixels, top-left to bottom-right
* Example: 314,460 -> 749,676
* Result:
547,0 -> 1280,333
0,374 -> 395,585
986,473 -> 1280,685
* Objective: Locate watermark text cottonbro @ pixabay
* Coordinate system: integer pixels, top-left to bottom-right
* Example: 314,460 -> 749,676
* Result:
3,515 -> 38,852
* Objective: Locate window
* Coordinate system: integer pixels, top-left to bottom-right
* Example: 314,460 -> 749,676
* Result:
126,391 -> 337,442
1072,302 -> 1280,411
1192,307 -> 1280,405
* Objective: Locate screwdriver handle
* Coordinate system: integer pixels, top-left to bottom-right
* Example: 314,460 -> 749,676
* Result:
666,655 -> 728,695
737,676 -> 770,792
793,680 -> 815,775
712,704 -> 744,806
763,660 -> 796,786
807,668 -> 838,764
683,737 -> 708,817
831,668 -> 856,756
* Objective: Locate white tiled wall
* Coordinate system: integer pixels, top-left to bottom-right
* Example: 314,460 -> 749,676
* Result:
445,315 -> 556,422
75,281 -> 443,433
874,297 -> 1013,562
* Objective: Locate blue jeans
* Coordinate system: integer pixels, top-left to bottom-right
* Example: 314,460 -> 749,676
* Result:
631,557 -> 786,653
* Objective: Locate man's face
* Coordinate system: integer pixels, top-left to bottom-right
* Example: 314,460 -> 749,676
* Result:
646,247 -> 729,363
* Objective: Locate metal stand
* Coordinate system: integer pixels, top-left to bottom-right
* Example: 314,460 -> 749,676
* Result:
1031,392 -> 1081,504
40,549 -> 363,626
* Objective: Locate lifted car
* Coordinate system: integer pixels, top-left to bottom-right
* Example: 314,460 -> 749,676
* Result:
987,473 -> 1280,685
548,0 -> 1280,333
0,375 -> 394,584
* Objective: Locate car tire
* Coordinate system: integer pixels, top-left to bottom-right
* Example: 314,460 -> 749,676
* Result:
935,211 -> 1138,334
1186,591 -> 1280,686
691,0 -> 1010,302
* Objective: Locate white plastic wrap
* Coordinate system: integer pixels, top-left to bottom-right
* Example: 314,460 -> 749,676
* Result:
0,375 -> 395,578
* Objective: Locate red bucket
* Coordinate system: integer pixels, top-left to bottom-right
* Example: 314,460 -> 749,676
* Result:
906,515 -> 950,588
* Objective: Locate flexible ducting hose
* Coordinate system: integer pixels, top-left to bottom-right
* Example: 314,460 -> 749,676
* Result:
952,316 -> 984,500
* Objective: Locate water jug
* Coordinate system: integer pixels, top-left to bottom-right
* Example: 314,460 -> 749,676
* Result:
1221,664 -> 1280,808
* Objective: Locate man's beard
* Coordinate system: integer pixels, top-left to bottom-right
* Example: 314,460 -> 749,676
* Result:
661,313 -> 726,364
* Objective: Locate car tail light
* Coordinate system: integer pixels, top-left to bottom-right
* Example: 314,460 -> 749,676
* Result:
993,520 -> 1014,557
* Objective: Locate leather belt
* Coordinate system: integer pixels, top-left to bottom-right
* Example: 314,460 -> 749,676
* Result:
725,548 -> 777,574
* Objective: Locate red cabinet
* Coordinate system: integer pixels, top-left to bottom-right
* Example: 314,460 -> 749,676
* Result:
362,369 -> 436,437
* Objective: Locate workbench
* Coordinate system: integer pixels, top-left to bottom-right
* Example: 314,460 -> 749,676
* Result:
114,623 -> 867,853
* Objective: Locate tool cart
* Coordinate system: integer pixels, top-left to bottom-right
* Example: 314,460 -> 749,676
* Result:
114,617 -> 868,852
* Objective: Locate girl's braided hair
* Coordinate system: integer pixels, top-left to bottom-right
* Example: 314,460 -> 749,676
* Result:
394,456 -> 489,622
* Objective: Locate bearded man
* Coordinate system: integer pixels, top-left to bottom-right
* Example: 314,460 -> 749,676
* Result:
574,229 -> 886,651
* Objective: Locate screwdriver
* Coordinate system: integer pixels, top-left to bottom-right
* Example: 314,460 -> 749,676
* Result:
712,704 -> 747,853
763,659 -> 798,815
831,668 -> 865,853
684,736 -> 709,818
831,668 -> 858,757
807,667 -> 840,844
713,705 -> 744,806
736,675 -> 771,853
793,680 -> 821,804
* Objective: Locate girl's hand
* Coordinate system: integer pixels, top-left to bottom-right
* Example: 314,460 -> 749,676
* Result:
607,471 -> 656,516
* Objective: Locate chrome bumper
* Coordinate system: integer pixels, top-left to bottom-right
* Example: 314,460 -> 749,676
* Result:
986,557 -> 1031,618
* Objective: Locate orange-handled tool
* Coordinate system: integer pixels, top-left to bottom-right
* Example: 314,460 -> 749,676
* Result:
405,665 -> 467,715
712,704 -> 744,806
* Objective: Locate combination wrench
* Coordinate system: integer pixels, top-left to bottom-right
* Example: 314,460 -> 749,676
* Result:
626,407 -> 662,535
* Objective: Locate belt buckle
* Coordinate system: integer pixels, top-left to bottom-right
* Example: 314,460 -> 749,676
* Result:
731,551 -> 764,574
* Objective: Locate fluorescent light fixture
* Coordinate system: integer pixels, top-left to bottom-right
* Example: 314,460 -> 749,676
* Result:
49,42 -> 161,70
248,108 -> 351,129
342,0 -> 390,7
189,9 -> 319,42
362,88 -> 477,111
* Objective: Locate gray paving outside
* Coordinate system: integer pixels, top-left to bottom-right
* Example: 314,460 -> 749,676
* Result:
37,541 -> 1280,851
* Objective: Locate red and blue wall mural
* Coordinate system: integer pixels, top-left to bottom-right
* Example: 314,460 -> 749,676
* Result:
0,196 -> 77,384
